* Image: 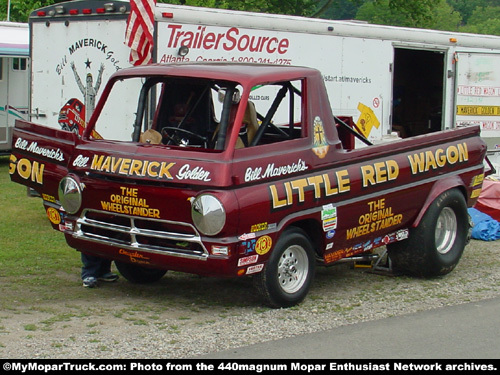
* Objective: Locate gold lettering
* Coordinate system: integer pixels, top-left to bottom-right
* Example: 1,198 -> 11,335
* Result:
118,158 -> 131,175
129,159 -> 143,176
147,161 -> 160,177
307,175 -> 324,199
270,184 -> 287,209
91,154 -> 104,170
323,173 -> 339,196
337,169 -> 351,192
158,162 -> 175,179
291,179 -> 308,202
8,154 -> 16,175
17,158 -> 32,180
361,165 -> 376,187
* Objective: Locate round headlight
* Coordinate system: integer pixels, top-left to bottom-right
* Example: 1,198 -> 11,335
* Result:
58,176 -> 82,214
191,194 -> 226,236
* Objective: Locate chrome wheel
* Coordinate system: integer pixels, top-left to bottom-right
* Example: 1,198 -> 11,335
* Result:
435,207 -> 458,255
277,245 -> 309,294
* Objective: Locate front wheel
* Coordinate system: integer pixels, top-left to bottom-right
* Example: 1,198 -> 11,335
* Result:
387,188 -> 468,277
253,228 -> 315,308
115,261 -> 167,284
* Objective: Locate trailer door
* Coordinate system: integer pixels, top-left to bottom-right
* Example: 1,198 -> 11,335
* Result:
392,47 -> 445,138
454,52 -> 500,150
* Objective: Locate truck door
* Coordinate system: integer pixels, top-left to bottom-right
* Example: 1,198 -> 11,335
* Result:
391,47 -> 445,138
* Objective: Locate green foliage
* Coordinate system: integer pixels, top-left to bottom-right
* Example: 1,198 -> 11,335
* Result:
356,0 -> 462,30
459,5 -> 500,35
0,0 -> 65,22
1,0 -> 499,36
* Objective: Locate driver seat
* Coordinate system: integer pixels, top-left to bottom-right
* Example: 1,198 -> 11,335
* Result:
243,101 -> 259,145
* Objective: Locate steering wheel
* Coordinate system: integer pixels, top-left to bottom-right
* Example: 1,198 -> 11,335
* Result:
161,127 -> 207,146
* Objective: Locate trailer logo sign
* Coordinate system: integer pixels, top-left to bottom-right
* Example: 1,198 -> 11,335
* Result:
164,25 -> 290,55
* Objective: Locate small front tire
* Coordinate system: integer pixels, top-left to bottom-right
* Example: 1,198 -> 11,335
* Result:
253,228 -> 315,308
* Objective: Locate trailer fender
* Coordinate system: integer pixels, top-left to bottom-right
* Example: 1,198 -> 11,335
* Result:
411,176 -> 466,228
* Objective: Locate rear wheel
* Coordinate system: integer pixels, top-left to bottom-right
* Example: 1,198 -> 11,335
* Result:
387,189 -> 468,277
253,228 -> 315,308
115,261 -> 167,284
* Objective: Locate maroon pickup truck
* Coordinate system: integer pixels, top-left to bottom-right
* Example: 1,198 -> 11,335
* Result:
9,64 -> 487,307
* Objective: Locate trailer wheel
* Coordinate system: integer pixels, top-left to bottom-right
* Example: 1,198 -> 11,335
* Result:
387,188 -> 468,277
253,228 -> 315,308
115,261 -> 167,284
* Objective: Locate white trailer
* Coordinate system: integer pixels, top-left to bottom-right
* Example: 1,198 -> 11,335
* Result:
0,22 -> 29,154
29,0 -> 500,169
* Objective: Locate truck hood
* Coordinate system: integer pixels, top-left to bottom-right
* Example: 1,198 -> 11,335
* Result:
10,121 -> 232,197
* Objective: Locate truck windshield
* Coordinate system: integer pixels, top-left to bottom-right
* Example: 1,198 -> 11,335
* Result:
91,76 -> 241,151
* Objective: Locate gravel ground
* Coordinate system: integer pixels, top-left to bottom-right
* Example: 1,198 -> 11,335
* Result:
1,239 -> 499,359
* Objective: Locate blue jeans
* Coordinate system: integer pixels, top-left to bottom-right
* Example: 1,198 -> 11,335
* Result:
81,253 -> 112,280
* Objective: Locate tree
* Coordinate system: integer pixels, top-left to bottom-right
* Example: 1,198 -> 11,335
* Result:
1,0 -> 65,22
356,0 -> 461,30
459,5 -> 500,35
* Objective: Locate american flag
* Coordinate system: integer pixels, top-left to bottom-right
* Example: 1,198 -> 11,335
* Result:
125,0 -> 156,65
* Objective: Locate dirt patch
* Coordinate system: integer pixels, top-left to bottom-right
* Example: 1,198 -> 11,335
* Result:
1,240 -> 500,358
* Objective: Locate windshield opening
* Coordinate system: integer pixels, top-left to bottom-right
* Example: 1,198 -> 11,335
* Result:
91,76 -> 241,151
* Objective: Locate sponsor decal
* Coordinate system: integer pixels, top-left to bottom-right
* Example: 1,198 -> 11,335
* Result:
457,105 -> 500,116
59,222 -> 73,232
326,230 -> 335,239
241,238 -> 257,254
471,188 -> 482,199
239,233 -> 256,241
255,235 -> 273,255
46,207 -> 61,225
42,194 -> 56,203
119,248 -> 151,265
312,116 -> 329,159
472,173 -> 484,187
246,264 -> 264,275
251,222 -> 268,233
238,254 -> 259,267
324,228 -> 409,264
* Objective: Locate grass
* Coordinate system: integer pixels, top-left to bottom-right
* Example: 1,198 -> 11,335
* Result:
0,156 -> 83,305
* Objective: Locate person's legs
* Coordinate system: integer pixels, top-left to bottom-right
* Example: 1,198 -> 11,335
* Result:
81,253 -> 118,287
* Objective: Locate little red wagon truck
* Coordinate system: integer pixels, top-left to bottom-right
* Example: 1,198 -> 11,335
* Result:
10,63 -> 488,307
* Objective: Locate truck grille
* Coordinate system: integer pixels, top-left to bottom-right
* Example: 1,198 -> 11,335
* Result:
74,209 -> 208,259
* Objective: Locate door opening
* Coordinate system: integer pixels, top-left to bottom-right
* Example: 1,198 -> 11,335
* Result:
392,48 -> 445,138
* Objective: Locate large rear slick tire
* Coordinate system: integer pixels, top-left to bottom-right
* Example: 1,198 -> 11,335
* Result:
253,228 -> 315,308
115,261 -> 167,284
387,188 -> 468,277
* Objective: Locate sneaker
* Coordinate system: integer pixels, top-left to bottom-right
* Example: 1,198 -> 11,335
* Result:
98,272 -> 119,282
82,276 -> 98,288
